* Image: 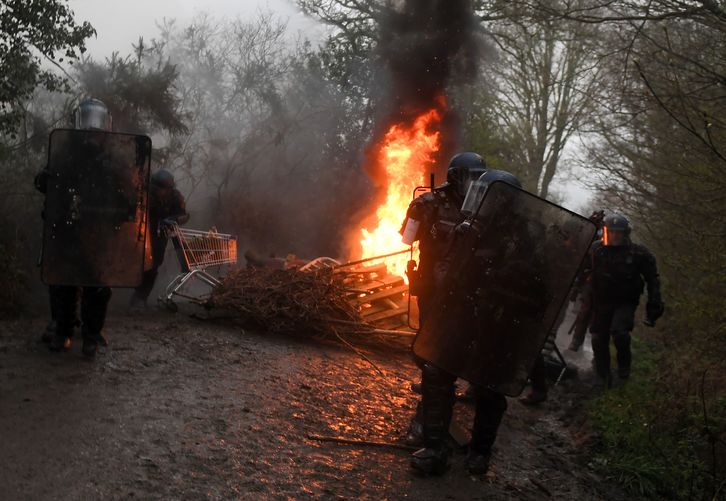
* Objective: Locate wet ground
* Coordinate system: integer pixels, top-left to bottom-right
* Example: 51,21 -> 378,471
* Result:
0,307 -> 624,500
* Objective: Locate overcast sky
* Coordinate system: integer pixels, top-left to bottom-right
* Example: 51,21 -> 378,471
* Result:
68,0 -> 319,59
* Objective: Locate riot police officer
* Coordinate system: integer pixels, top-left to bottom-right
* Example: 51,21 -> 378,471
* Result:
567,209 -> 606,352
405,164 -> 521,476
35,97 -> 114,357
402,152 -> 486,446
586,214 -> 663,383
129,169 -> 189,309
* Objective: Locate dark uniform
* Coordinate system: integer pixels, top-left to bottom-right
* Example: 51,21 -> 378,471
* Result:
585,214 -> 663,381
131,169 -> 189,306
36,98 -> 115,357
567,209 -> 605,352
406,158 -> 513,476
521,213 -> 604,405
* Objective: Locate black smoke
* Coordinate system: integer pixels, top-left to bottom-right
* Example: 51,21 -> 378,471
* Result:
376,1 -> 482,165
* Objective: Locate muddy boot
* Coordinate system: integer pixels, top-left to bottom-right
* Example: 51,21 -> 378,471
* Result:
520,388 -> 547,406
465,450 -> 491,475
410,446 -> 449,476
49,334 -> 72,352
81,333 -> 99,358
81,338 -> 97,358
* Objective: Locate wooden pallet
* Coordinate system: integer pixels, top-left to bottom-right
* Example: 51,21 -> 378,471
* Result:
334,263 -> 416,332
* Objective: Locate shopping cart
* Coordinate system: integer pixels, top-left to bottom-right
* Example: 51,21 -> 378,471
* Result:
161,223 -> 238,310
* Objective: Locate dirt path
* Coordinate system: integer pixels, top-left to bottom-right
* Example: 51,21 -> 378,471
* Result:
0,312 -> 623,500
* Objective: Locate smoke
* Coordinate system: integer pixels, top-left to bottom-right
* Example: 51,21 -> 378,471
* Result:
369,0 -> 484,176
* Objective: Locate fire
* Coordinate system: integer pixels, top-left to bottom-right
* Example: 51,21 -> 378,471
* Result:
359,107 -> 443,278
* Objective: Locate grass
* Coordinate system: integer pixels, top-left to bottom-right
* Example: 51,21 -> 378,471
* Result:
587,336 -> 723,500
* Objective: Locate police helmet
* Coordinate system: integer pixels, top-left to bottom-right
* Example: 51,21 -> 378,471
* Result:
444,152 -> 487,200
603,213 -> 630,232
73,97 -> 113,131
602,213 -> 631,245
151,169 -> 175,189
461,169 -> 522,217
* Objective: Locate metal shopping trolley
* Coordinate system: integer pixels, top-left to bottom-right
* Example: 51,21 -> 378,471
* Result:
161,223 -> 238,310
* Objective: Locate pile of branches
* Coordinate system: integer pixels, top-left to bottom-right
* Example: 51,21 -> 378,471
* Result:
205,267 -> 363,337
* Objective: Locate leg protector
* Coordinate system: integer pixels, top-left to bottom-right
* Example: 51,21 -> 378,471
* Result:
612,330 -> 632,373
471,388 -> 507,454
420,363 -> 456,449
590,331 -> 612,379
81,287 -> 112,337
51,286 -> 80,338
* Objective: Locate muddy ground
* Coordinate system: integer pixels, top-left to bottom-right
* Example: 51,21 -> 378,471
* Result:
0,307 -> 625,500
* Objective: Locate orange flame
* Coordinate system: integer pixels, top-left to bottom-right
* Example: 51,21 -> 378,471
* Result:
358,107 -> 443,278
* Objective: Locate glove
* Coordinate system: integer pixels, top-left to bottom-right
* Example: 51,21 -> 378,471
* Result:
406,260 -> 421,296
644,301 -> 664,327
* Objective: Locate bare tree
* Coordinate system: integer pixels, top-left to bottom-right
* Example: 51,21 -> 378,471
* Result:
478,4 -> 603,196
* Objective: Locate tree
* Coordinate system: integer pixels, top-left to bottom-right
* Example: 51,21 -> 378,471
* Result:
74,38 -> 188,135
143,14 -> 373,256
479,5 -> 602,196
554,5 -> 726,497
0,0 -> 94,138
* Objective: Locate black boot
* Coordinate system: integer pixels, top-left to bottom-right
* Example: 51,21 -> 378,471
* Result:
82,336 -> 98,358
80,287 -> 112,357
465,449 -> 491,475
410,364 -> 456,476
411,446 -> 450,475
49,334 -> 72,352
81,329 -> 101,358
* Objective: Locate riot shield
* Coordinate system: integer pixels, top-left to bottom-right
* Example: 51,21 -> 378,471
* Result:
41,129 -> 152,287
412,181 -> 596,395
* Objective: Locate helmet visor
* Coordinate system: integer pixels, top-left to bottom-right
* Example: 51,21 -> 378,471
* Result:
461,179 -> 488,217
77,102 -> 111,131
603,226 -> 626,246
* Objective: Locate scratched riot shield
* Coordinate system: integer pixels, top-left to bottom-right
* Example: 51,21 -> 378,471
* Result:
412,181 -> 596,395
41,129 -> 151,287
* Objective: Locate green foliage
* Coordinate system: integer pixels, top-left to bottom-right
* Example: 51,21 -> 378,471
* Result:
588,337 -> 725,499
0,0 -> 95,138
74,38 -> 188,135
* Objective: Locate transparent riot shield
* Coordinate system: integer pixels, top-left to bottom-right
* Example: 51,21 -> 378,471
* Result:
412,181 -> 596,395
41,129 -> 152,287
